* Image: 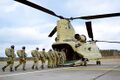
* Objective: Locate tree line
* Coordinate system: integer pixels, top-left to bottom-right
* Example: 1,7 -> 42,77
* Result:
100,49 -> 120,56
0,49 -> 120,61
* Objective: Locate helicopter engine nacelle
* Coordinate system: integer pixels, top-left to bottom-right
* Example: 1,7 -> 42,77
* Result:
80,35 -> 86,42
74,34 -> 86,42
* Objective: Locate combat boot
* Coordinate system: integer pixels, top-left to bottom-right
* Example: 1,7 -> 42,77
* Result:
23,68 -> 26,71
10,68 -> 14,72
15,66 -> 17,71
31,65 -> 34,69
35,67 -> 38,70
2,67 -> 5,72
41,65 -> 44,69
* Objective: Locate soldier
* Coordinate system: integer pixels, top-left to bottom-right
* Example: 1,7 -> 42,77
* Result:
31,47 -> 39,70
57,51 -> 62,66
60,49 -> 66,65
15,46 -> 27,71
2,45 -> 15,72
59,51 -> 64,66
50,50 -> 56,68
54,50 -> 60,67
47,49 -> 53,68
40,48 -> 48,69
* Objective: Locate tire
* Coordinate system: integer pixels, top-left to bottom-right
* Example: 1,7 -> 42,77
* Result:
96,61 -> 101,65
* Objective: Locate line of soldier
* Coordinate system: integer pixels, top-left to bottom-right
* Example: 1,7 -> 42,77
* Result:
2,45 -> 66,72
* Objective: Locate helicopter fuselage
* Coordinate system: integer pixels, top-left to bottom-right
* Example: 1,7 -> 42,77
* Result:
52,19 -> 102,61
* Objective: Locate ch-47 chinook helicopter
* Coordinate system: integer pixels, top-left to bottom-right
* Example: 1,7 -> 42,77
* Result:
15,0 -> 120,66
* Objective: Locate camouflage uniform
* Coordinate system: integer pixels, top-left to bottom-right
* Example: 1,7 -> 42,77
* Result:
15,46 -> 27,71
57,51 -> 62,66
51,50 -> 57,68
40,48 -> 48,69
54,50 -> 60,67
59,50 -> 66,65
2,45 -> 15,72
47,49 -> 53,68
31,48 -> 39,70
62,50 -> 66,65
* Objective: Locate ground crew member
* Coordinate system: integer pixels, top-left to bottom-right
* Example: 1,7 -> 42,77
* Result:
47,49 -> 53,68
40,48 -> 48,69
31,47 -> 39,70
2,45 -> 15,72
15,46 -> 27,71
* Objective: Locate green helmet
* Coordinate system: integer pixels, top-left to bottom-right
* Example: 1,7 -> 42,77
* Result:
36,47 -> 39,50
22,46 -> 26,49
42,48 -> 45,51
11,45 -> 15,49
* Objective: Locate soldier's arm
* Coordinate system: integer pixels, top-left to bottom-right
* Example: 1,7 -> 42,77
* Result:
38,51 -> 43,59
45,52 -> 49,59
17,50 -> 21,58
24,53 -> 27,58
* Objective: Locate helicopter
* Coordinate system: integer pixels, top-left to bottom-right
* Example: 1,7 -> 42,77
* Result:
14,0 -> 120,66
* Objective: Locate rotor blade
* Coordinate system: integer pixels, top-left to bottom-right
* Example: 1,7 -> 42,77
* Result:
85,21 -> 94,41
14,0 -> 64,19
48,26 -> 57,37
70,13 -> 120,20
96,40 -> 120,44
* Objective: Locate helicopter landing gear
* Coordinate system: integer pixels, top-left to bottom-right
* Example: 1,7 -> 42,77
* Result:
96,60 -> 101,65
81,58 -> 88,66
82,61 -> 87,66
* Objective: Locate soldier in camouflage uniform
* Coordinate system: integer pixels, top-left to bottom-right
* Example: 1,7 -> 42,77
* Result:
54,50 -> 60,67
51,50 -> 56,68
57,51 -> 62,67
47,49 -> 54,68
40,48 -> 48,69
60,49 -> 66,65
58,51 -> 64,66
2,45 -> 15,72
31,47 -> 39,70
15,46 -> 27,71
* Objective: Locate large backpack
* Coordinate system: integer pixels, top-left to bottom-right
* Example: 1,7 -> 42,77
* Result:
5,48 -> 11,57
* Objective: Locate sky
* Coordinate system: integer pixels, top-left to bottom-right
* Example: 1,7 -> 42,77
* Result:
0,0 -> 120,57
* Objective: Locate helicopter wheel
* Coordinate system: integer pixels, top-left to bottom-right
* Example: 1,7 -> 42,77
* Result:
96,61 -> 101,65
83,61 -> 87,66
81,58 -> 87,66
